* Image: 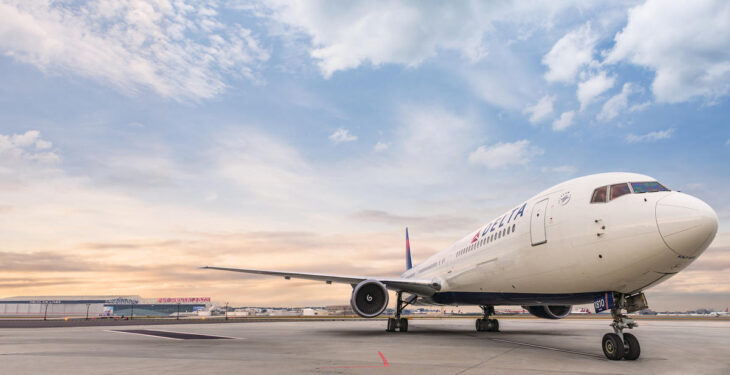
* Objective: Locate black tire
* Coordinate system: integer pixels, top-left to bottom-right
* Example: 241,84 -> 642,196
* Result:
623,333 -> 640,360
475,319 -> 483,332
602,333 -> 624,360
386,318 -> 395,332
399,318 -> 408,332
489,319 -> 499,332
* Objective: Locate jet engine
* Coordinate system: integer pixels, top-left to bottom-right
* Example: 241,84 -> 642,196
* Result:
350,280 -> 389,318
523,305 -> 572,319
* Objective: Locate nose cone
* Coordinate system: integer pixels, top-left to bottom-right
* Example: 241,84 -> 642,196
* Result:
656,193 -> 718,257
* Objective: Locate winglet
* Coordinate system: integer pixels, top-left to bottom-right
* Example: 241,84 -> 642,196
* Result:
405,227 -> 413,270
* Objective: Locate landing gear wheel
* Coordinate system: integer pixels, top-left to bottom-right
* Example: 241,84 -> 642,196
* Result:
488,319 -> 499,332
399,318 -> 408,332
386,318 -> 396,332
475,319 -> 484,332
602,333 -> 624,360
622,333 -> 640,360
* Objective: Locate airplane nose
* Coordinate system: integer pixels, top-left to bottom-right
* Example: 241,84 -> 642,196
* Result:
656,193 -> 718,257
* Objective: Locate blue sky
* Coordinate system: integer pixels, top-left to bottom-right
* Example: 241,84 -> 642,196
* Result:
0,0 -> 729,310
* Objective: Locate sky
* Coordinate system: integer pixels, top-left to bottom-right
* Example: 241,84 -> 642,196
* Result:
0,0 -> 729,311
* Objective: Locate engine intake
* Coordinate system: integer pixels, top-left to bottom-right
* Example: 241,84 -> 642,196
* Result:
523,305 -> 572,319
350,280 -> 389,318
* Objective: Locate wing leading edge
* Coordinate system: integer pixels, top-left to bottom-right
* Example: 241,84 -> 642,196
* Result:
201,266 -> 440,296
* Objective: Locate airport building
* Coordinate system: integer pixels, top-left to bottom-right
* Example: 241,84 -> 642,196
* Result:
0,295 -> 212,318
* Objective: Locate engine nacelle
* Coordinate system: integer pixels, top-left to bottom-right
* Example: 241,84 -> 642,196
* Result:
350,280 -> 389,318
523,305 -> 572,319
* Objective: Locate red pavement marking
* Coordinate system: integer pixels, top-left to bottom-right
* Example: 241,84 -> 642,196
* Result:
318,351 -> 390,369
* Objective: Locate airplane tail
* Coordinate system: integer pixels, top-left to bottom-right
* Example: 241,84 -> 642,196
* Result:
405,227 -> 413,270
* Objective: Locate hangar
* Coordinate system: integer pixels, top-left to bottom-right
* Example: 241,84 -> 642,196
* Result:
0,295 -> 212,318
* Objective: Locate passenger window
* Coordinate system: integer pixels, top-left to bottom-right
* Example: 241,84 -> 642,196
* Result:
512,224 -> 516,232
591,186 -> 607,203
507,226 -> 511,235
610,183 -> 631,201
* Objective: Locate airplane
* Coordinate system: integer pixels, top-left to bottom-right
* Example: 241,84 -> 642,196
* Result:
203,172 -> 718,361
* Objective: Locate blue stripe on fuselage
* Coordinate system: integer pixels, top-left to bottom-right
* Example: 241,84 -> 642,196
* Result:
423,291 -> 605,306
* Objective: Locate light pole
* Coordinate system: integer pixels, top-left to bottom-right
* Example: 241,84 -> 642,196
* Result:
225,302 -> 229,321
43,303 -> 49,321
177,303 -> 180,320
86,303 -> 90,320
130,302 -> 134,320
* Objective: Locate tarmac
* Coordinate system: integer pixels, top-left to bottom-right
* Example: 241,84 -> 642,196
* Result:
1,318 -> 728,374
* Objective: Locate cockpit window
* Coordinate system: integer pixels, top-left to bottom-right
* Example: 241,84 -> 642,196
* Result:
610,183 -> 631,201
631,181 -> 670,193
591,186 -> 607,203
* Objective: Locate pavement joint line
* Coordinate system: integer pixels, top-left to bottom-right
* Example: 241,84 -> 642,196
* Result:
453,346 -> 519,375
484,337 -> 604,359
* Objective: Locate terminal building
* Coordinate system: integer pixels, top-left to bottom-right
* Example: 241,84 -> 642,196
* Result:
0,296 -> 212,318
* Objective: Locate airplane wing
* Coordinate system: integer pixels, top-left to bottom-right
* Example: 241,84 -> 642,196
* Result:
201,266 -> 441,296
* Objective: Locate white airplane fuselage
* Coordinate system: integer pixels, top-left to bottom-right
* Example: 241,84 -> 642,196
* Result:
403,172 -> 718,306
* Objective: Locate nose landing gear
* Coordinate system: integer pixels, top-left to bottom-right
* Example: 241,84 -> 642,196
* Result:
476,305 -> 499,332
602,293 -> 643,360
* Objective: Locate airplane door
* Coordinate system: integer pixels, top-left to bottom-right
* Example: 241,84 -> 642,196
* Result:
530,198 -> 549,246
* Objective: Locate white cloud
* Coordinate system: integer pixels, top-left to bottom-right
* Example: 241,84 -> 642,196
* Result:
605,0 -> 730,103
629,101 -> 651,113
0,1 -> 269,100
552,111 -> 575,131
523,95 -> 554,124
543,22 -> 598,83
626,128 -> 674,143
0,130 -> 59,166
373,142 -> 389,152
577,71 -> 615,110
329,128 -> 357,143
597,83 -> 637,122
553,111 -> 575,132
468,140 -> 543,169
259,1 -> 590,78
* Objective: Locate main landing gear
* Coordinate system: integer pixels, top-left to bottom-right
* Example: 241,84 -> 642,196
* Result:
602,293 -> 644,361
476,305 -> 499,332
386,291 -> 413,332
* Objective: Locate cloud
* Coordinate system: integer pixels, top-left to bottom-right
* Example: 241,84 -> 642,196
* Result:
577,71 -> 615,110
523,95 -> 554,124
605,0 -> 730,103
551,111 -> 575,131
328,128 -> 357,143
597,82 -> 637,122
0,130 -> 59,166
543,22 -> 598,83
629,101 -> 651,113
257,1 -> 485,77
626,128 -> 674,143
468,140 -> 543,169
0,1 -> 269,100
258,1 -> 590,78
373,142 -> 389,152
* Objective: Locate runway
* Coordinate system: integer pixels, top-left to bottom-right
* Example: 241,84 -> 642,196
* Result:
1,318 -> 728,374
